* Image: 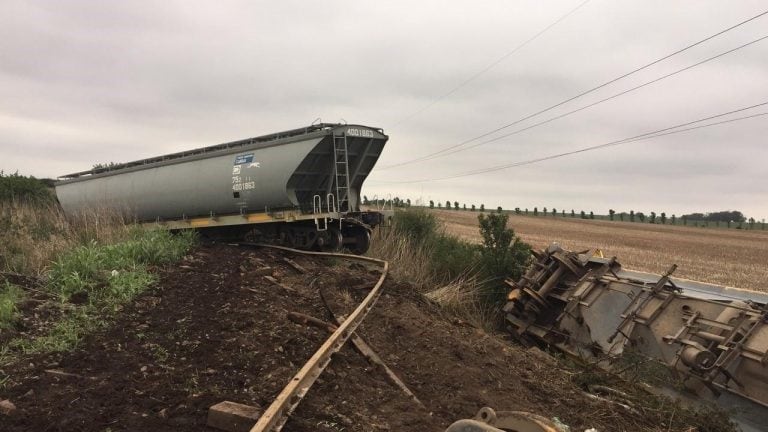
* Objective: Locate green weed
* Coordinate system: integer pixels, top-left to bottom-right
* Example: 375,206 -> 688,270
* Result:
0,282 -> 24,329
11,309 -> 99,354
149,343 -> 170,363
48,228 -> 195,301
103,269 -> 156,305
4,228 -> 195,356
391,209 -> 530,300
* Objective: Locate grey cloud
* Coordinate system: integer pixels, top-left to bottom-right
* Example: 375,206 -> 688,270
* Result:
1,0 -> 766,218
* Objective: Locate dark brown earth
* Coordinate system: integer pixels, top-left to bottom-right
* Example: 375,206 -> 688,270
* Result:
0,273 -> 63,348
0,243 -> 720,432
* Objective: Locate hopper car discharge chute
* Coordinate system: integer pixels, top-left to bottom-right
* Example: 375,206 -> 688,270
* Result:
55,123 -> 391,254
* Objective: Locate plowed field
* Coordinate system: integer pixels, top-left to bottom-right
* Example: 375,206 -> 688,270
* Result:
434,210 -> 768,291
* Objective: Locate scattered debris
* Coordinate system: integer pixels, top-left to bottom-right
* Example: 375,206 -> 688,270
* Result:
318,288 -> 427,410
283,258 -> 307,274
263,275 -> 298,293
43,369 -> 84,379
253,267 -> 273,276
287,310 -> 425,409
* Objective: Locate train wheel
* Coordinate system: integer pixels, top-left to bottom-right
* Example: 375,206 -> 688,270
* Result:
350,228 -> 371,254
328,227 -> 344,251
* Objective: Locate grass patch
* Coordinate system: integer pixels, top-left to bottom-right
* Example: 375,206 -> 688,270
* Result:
0,282 -> 24,329
49,228 -> 195,302
9,229 -> 197,354
11,309 -> 100,354
1,198 -> 196,357
0,200 -> 131,276
0,196 -> 191,363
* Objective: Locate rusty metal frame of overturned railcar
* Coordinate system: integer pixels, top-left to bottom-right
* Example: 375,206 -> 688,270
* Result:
240,243 -> 389,432
503,244 -> 768,415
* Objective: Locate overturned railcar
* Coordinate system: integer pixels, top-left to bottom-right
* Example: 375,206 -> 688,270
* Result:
55,123 -> 390,253
504,244 -> 768,431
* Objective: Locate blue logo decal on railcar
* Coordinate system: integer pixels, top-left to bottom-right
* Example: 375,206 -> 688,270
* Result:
234,154 -> 254,165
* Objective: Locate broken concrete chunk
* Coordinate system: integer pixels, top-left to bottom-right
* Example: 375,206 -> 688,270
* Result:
0,399 -> 16,415
207,401 -> 261,432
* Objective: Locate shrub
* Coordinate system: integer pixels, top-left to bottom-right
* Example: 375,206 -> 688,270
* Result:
428,234 -> 479,281
0,171 -> 54,204
390,209 -> 478,281
372,209 -> 532,328
477,212 -> 531,304
392,208 -> 439,245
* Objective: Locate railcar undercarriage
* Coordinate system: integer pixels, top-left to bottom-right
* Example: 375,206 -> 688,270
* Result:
503,244 -> 768,430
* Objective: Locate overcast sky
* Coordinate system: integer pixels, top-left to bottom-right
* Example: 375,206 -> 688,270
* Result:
1,1 -> 767,219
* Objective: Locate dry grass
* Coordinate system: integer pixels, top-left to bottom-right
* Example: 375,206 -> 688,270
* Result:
0,201 -> 131,276
367,226 -> 435,289
368,222 -> 499,332
432,209 -> 768,292
423,276 -> 500,331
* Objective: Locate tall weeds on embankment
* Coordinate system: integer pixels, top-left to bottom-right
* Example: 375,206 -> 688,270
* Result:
0,201 -> 132,276
368,209 -> 530,330
0,197 -> 195,359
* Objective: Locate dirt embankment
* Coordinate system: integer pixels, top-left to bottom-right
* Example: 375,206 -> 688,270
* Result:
0,244 -> 711,431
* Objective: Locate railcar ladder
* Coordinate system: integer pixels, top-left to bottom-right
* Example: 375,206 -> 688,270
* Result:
332,134 -> 351,212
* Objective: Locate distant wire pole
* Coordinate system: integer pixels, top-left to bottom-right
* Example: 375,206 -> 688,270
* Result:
391,0 -> 591,128
373,101 -> 768,184
381,8 -> 768,169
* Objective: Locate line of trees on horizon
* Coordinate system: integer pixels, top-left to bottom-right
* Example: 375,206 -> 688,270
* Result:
364,195 -> 765,231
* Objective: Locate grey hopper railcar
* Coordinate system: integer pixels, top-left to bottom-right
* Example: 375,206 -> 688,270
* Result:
55,123 -> 390,253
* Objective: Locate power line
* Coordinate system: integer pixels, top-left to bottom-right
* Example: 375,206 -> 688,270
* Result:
380,8 -> 768,169
383,110 -> 768,184
391,0 -> 592,127
384,34 -> 768,166
372,101 -> 768,184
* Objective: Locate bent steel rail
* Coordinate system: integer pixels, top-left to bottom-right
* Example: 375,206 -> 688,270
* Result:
239,243 -> 389,432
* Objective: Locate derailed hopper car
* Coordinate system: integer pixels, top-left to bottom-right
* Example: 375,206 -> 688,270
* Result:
55,123 -> 390,253
504,244 -> 768,430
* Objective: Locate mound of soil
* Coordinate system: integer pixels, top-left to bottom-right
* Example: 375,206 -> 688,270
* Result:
0,244 -> 688,431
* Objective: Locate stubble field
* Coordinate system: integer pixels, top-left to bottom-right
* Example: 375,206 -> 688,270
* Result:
431,209 -> 768,292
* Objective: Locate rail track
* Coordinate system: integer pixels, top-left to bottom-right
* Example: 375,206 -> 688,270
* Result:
235,243 -> 564,432
236,243 -> 389,432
